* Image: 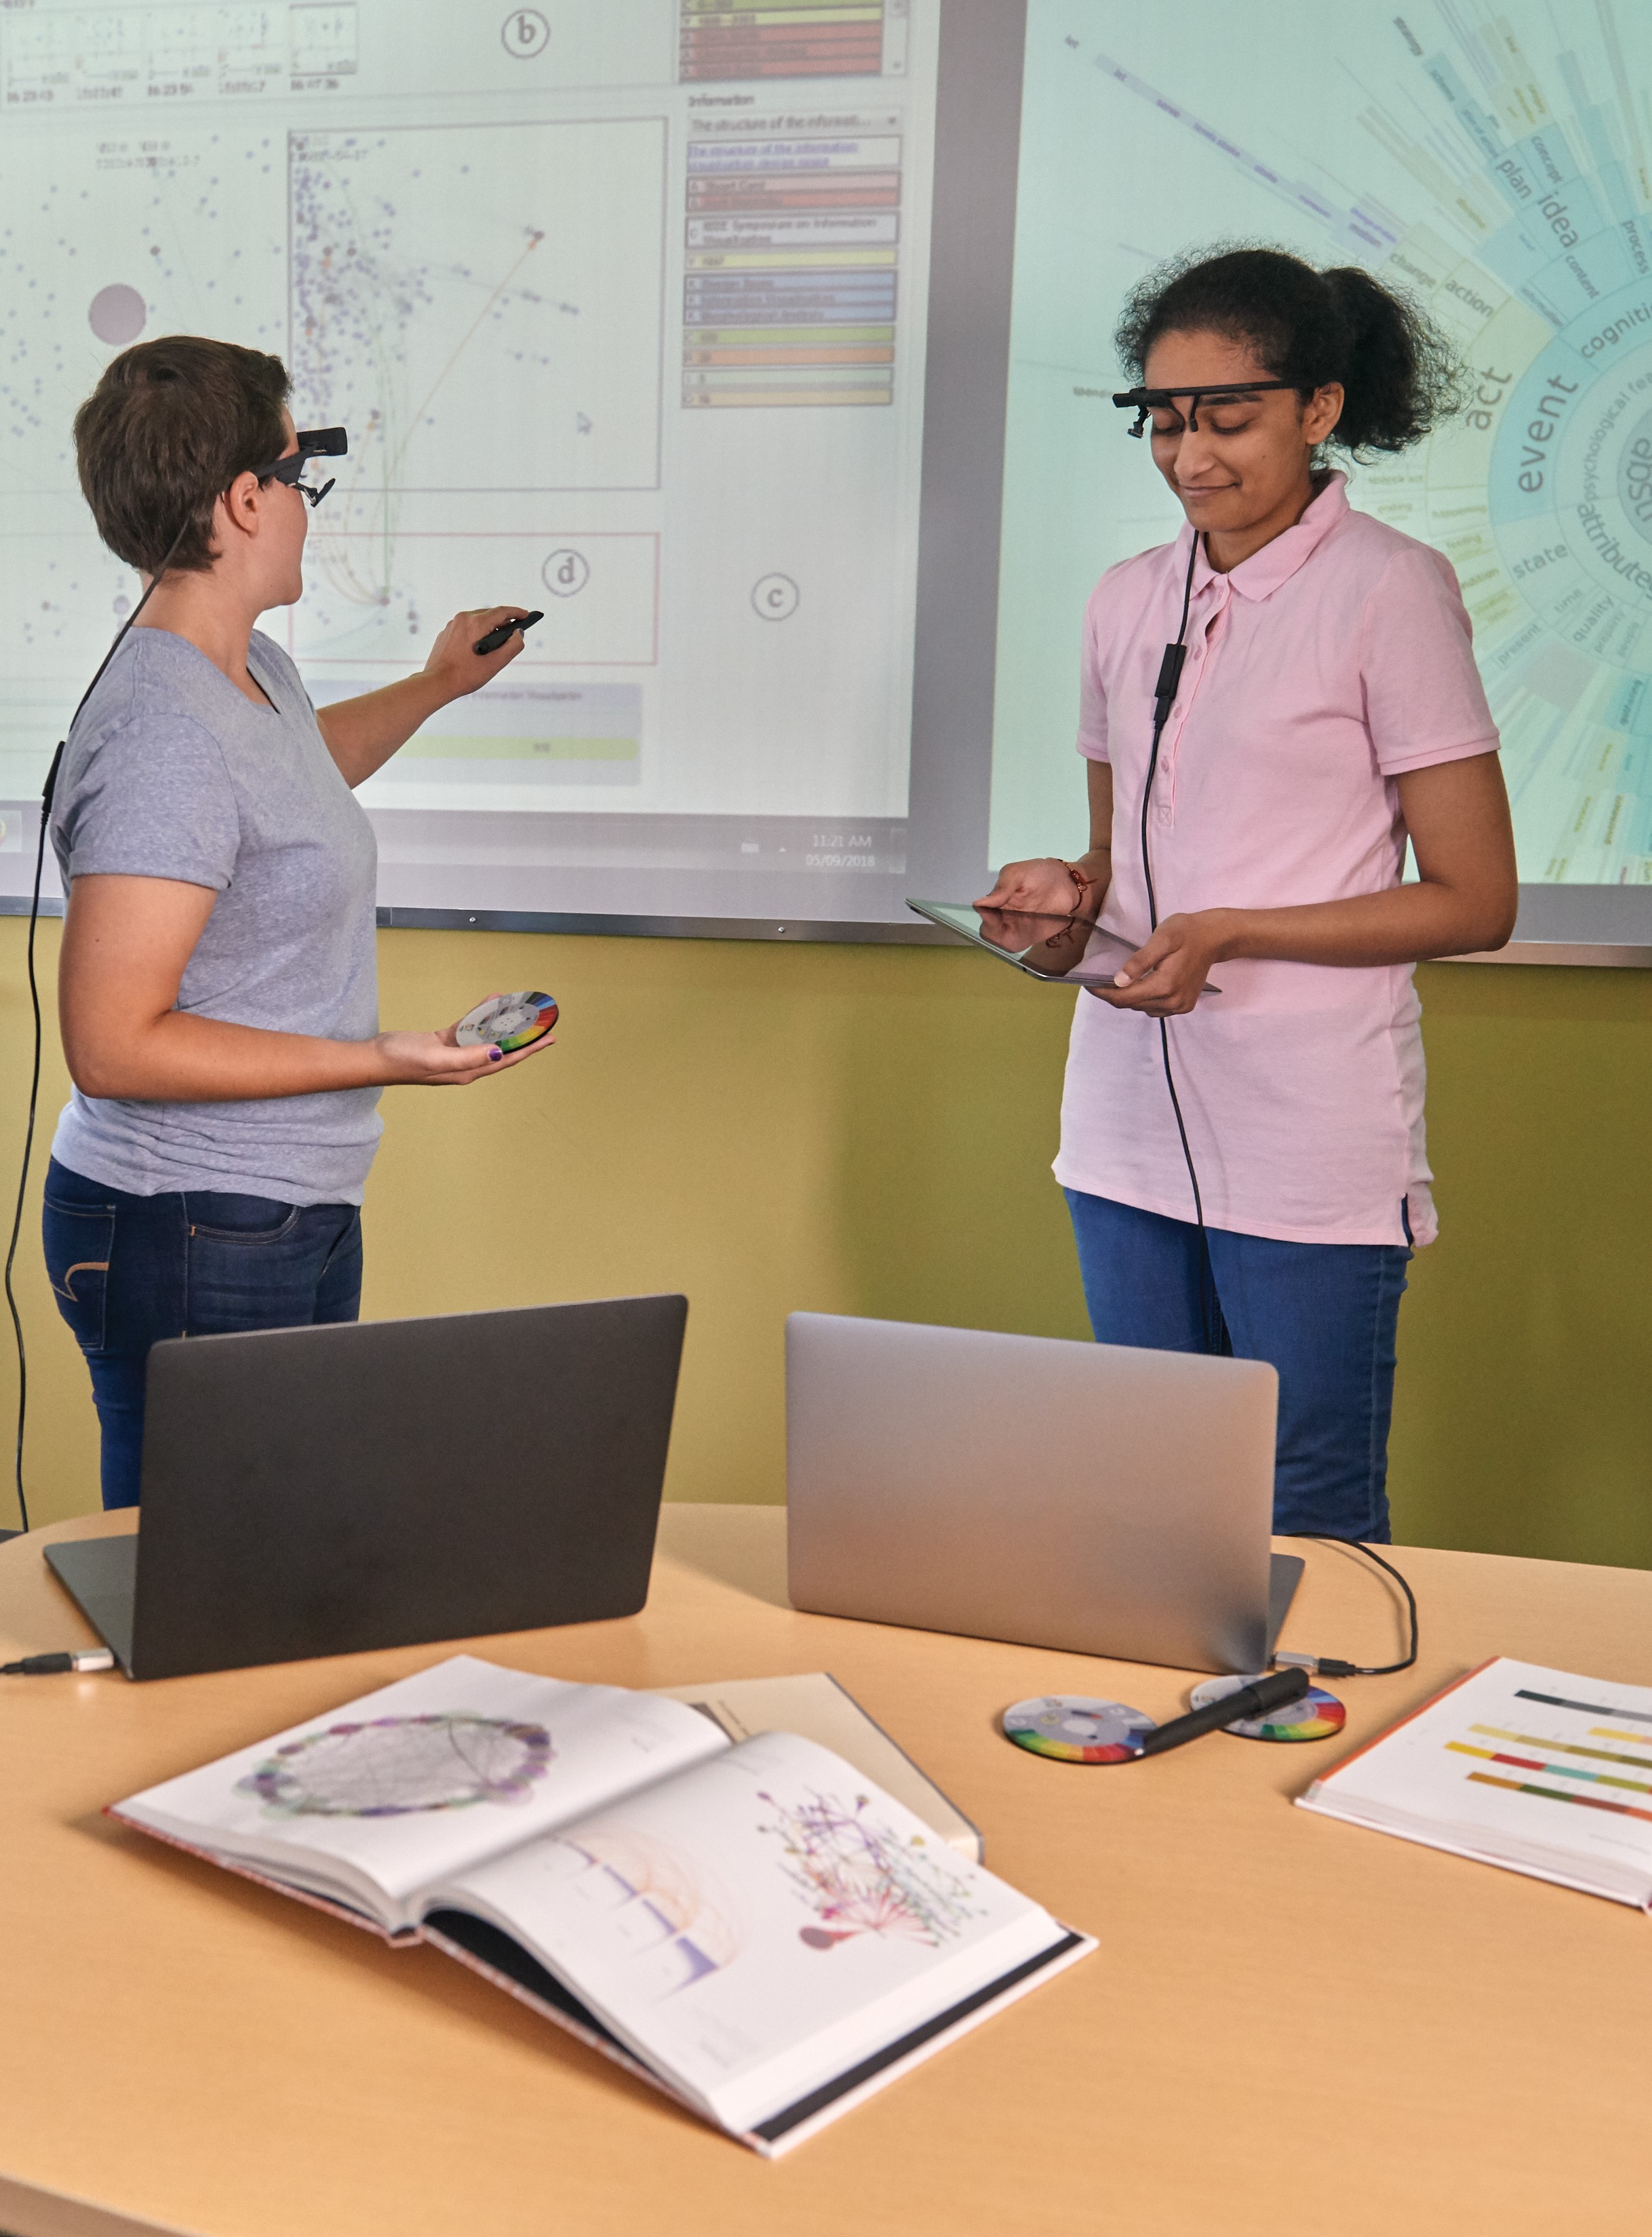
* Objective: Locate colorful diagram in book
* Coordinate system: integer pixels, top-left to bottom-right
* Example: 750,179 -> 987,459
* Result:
1444,1682 -> 1652,1829
995,1 -> 1652,887
539,1826 -> 744,2000
237,1715 -> 556,1819
758,1787 -> 981,1949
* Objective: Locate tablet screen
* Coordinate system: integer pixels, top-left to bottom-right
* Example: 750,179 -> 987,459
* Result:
907,903 -> 1137,983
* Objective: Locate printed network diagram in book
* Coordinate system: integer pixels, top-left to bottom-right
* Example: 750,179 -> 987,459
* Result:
997,0 -> 1652,886
237,1714 -> 555,1817
758,1787 -> 979,1950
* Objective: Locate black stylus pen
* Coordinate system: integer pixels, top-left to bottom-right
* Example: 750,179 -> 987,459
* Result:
1137,1665 -> 1311,1756
473,610 -> 544,654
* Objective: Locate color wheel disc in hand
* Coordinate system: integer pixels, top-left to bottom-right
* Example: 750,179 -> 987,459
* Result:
455,991 -> 558,1051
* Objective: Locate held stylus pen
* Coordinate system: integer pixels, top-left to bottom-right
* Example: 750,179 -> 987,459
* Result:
473,610 -> 544,654
1137,1665 -> 1311,1756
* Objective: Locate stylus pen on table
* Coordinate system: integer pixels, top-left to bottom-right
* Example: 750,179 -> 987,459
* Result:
2,1648 -> 115,1675
473,610 -> 544,654
1137,1665 -> 1311,1756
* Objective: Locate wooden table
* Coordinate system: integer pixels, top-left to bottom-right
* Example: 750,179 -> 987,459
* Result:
3,1507 -> 1651,2237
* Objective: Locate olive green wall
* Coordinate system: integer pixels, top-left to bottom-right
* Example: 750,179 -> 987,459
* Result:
3,919 -> 1649,1566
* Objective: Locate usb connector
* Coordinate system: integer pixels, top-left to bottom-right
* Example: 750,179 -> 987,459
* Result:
1,1648 -> 116,1676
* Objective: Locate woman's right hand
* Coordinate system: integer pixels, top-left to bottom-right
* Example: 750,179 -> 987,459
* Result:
975,857 -> 1085,915
370,1024 -> 555,1087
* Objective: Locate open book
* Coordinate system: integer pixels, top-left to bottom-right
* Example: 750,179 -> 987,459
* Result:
112,1657 -> 1087,2154
1298,1657 -> 1652,1909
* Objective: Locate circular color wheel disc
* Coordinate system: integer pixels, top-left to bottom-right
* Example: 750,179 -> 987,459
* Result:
1001,1694 -> 1156,1764
455,991 -> 559,1052
1187,1674 -> 1347,1742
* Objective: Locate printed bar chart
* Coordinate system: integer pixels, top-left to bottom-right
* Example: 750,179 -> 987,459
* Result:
683,127 -> 900,407
678,0 -> 886,84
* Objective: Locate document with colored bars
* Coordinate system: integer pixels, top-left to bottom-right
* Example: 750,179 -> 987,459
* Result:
1299,1657 -> 1652,1908
0,0 -> 937,926
683,3 -> 909,412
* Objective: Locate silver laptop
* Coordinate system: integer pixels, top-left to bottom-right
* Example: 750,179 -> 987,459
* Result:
785,1313 -> 1301,1676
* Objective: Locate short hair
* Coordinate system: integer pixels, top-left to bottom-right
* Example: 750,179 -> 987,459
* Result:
1115,244 -> 1466,456
73,336 -> 291,575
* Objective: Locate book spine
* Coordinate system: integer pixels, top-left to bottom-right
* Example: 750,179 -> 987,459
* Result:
104,1806 -> 418,1945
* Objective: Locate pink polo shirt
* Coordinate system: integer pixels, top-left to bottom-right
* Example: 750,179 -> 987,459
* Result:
1055,473 -> 1499,1248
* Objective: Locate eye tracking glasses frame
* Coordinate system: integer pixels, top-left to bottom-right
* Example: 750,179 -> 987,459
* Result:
1112,380 -> 1298,437
250,424 -> 348,507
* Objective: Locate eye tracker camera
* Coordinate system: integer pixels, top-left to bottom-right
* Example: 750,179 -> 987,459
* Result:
1112,378 -> 1296,436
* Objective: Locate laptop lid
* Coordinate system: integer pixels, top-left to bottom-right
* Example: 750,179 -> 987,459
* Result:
58,1294 -> 687,1682
785,1312 -> 1293,1676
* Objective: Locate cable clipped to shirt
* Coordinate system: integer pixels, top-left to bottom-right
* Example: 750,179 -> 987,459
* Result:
1137,532 -> 1206,1230
3,516 -> 192,1535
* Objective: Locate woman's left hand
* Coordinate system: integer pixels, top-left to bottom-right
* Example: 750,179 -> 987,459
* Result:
1088,909 -> 1234,1015
422,608 -> 534,700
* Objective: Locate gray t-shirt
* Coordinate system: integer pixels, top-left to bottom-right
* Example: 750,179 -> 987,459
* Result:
50,626 -> 382,1205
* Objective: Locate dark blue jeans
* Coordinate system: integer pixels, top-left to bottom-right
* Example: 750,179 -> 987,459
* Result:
42,1156 -> 362,1511
1064,1189 -> 1412,1542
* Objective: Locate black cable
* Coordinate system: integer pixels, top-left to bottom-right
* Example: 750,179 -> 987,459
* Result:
1283,1532 -> 1419,1678
4,524 -> 188,1533
1139,532 -> 1204,1233
2,800 -> 52,1534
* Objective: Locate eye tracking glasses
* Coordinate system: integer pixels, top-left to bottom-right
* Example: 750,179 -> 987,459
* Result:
251,424 -> 348,507
1112,381 -> 1297,437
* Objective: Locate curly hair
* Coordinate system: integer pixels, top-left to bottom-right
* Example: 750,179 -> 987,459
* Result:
1115,244 -> 1466,456
74,336 -> 290,574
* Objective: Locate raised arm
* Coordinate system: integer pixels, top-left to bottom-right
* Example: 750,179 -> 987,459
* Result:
59,875 -> 546,1098
315,608 -> 534,787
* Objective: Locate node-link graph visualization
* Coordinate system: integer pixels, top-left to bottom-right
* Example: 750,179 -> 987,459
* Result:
288,117 -> 665,679
756,1787 -> 979,1950
0,0 -> 942,911
237,1714 -> 555,1818
994,1 -> 1652,887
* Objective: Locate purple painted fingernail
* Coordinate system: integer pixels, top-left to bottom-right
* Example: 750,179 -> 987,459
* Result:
489,1046 -> 503,1061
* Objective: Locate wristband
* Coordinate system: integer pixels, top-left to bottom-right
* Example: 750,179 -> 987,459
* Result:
1062,860 -> 1095,909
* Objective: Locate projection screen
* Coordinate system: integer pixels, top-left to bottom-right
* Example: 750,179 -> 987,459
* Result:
1,0 -> 1649,959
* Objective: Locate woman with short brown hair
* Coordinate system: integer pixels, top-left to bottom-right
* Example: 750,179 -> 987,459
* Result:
43,334 -> 543,1509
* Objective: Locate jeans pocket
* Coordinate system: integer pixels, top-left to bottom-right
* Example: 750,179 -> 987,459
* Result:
185,1193 -> 302,1244
41,1197 -> 116,1353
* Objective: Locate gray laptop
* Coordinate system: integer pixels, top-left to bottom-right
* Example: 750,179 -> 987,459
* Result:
786,1313 -> 1301,1676
45,1294 -> 688,1682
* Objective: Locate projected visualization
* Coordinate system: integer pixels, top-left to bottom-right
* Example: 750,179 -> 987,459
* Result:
0,0 -> 935,917
994,1 -> 1652,890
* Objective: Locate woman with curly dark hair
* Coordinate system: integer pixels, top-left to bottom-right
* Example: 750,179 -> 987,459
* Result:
981,246 -> 1516,1541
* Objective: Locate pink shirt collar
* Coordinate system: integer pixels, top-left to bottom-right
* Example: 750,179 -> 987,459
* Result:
1181,469 -> 1349,603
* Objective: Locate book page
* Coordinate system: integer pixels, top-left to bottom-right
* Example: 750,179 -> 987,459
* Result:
1303,1659 -> 1652,1895
113,1656 -> 728,1917
431,1729 -> 1067,2134
654,1672 -> 983,1860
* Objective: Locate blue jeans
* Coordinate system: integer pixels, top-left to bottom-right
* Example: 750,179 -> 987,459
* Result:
1064,1189 -> 1411,1541
42,1157 -> 362,1511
